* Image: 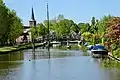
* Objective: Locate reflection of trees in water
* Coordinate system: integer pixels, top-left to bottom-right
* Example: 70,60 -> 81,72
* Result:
0,51 -> 24,80
115,70 -> 120,80
0,62 -> 23,80
0,51 -> 24,62
0,51 -> 24,69
99,58 -> 120,80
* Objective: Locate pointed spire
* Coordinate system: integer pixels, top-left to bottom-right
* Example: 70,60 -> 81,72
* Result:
31,7 -> 35,21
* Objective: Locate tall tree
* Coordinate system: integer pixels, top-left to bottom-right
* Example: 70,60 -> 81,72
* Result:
37,23 -> 47,36
7,10 -> 23,44
54,19 -> 73,38
0,0 -> 23,45
106,17 -> 120,44
0,1 -> 9,39
71,23 -> 79,33
78,23 -> 84,29
90,17 -> 97,33
80,23 -> 90,33
97,15 -> 113,34
91,17 -> 96,26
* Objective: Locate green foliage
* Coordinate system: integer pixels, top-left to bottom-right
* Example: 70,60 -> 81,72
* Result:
101,59 -> 120,68
0,3 -> 9,38
97,15 -> 113,35
31,27 -> 37,39
91,17 -> 96,26
106,17 -> 120,44
0,1 -> 23,45
31,23 -> 47,39
79,23 -> 90,33
8,10 -> 23,41
71,23 -> 79,33
90,18 -> 98,33
54,19 -> 74,38
113,48 -> 120,58
37,23 -> 47,36
0,0 -> 3,4
78,23 -> 84,29
82,32 -> 93,42
111,44 -> 120,57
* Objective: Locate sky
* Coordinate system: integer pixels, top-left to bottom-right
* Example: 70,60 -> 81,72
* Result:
4,0 -> 120,25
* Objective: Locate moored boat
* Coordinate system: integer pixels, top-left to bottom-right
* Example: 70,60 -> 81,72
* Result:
91,44 -> 108,58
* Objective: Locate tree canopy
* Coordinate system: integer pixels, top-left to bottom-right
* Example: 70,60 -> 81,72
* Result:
106,17 -> 120,44
0,0 -> 23,45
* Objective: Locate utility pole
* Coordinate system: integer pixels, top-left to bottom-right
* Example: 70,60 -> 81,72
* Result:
47,3 -> 50,58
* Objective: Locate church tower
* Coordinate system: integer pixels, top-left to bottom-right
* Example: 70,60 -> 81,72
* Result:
29,7 -> 36,27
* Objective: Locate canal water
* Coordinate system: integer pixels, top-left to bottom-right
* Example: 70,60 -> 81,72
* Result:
0,46 -> 120,80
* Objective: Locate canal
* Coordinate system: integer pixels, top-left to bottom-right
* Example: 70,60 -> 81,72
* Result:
0,45 -> 120,80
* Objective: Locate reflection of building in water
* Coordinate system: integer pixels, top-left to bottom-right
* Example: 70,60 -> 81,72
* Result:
16,7 -> 36,43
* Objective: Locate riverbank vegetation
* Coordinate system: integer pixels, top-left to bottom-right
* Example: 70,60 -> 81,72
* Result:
80,16 -> 120,58
101,59 -> 120,68
0,43 -> 46,53
0,0 -> 23,46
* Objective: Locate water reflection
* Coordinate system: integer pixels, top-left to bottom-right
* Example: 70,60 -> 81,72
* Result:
0,46 -> 120,80
0,51 -> 24,62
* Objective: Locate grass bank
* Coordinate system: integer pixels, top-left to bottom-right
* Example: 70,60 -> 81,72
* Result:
0,42 -> 46,54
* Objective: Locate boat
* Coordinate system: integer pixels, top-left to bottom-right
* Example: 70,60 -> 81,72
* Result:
87,45 -> 93,50
91,44 -> 108,58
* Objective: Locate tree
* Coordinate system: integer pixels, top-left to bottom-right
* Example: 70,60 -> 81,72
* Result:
54,19 -> 74,38
0,1 -> 9,40
78,23 -> 84,30
80,23 -> 90,33
106,17 -> 120,44
82,32 -> 93,42
71,23 -> 79,33
97,15 -> 113,35
90,17 -> 98,33
0,0 -> 23,45
31,26 -> 37,39
7,10 -> 23,44
37,23 -> 47,36
91,17 -> 96,26
0,0 -> 3,4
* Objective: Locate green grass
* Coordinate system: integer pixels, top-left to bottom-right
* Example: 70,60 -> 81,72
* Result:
0,43 -> 45,53
0,47 -> 17,52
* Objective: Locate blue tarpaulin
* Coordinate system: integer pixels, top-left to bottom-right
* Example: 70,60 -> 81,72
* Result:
93,45 -> 105,50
